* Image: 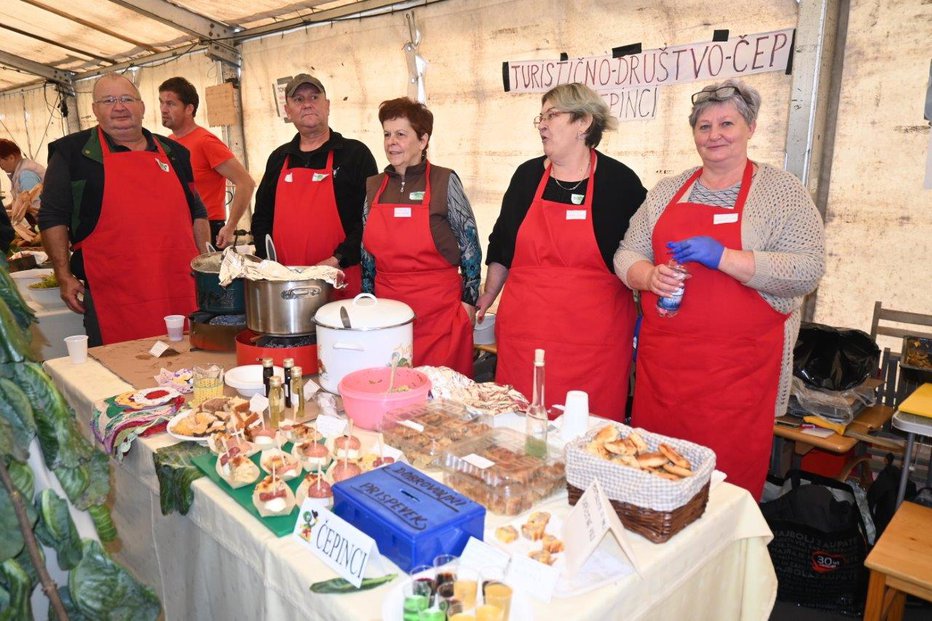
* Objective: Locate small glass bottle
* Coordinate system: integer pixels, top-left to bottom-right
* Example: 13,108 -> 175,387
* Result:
656,260 -> 690,318
268,376 -> 284,429
525,348 -> 548,457
283,357 -> 294,408
290,365 -> 305,419
261,357 -> 274,397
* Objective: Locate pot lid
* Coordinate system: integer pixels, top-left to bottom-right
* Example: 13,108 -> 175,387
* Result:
314,293 -> 414,329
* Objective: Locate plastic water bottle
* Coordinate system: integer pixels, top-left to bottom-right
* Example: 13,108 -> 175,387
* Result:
656,260 -> 689,318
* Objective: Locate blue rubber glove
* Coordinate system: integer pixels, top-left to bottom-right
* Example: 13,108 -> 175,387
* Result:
666,236 -> 725,269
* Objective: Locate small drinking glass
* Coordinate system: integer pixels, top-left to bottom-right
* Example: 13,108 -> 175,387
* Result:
453,567 -> 479,610
402,578 -> 431,621
432,553 -> 458,591
192,364 -> 224,405
408,564 -> 436,597
480,567 -> 512,621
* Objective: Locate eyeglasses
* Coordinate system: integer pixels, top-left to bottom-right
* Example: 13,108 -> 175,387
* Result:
532,110 -> 567,126
94,95 -> 141,107
691,86 -> 747,105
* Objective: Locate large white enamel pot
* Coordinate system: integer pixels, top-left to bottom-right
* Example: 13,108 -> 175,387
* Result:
313,294 -> 414,393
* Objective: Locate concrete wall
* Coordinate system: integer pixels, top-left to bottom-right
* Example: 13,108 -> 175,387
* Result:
1,0 -> 929,347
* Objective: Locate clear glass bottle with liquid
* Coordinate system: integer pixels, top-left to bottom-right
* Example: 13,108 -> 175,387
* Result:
525,348 -> 548,457
268,376 -> 284,429
290,365 -> 305,420
656,260 -> 690,318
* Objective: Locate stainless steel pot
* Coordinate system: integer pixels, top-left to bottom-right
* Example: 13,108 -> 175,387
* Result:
245,277 -> 332,336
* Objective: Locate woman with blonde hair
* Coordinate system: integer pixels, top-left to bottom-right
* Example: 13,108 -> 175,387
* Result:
478,83 -> 646,420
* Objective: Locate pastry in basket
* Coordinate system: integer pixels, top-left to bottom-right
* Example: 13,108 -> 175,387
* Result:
295,473 -> 333,508
495,525 -> 518,544
216,450 -> 260,489
250,427 -> 280,449
208,430 -> 256,456
334,434 -> 362,460
252,474 -> 296,517
286,423 -> 324,445
586,425 -> 694,480
259,449 -> 302,480
330,459 -> 362,482
292,441 -> 331,472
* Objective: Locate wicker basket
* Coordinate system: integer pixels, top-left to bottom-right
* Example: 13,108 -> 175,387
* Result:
565,422 -> 716,543
567,480 -> 710,543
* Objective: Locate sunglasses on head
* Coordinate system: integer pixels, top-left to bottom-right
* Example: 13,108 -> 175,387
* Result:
691,86 -> 748,106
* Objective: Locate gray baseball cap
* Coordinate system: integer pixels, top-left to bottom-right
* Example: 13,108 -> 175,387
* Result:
285,74 -> 326,97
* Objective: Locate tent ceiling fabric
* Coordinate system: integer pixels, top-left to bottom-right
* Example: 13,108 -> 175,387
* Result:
0,0 -> 404,92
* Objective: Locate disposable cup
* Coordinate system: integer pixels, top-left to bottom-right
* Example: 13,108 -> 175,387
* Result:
561,390 -> 590,441
164,315 -> 185,341
64,335 -> 89,364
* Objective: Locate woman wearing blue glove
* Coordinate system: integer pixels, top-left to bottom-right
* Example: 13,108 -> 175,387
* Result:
613,79 -> 825,498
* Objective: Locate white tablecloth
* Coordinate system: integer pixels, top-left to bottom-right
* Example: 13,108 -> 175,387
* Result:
45,356 -> 778,621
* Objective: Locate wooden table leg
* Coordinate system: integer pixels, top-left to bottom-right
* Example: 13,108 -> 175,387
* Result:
864,570 -> 886,621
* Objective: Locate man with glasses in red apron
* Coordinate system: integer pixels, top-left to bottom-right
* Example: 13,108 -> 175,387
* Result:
252,74 -> 377,299
39,73 -> 209,346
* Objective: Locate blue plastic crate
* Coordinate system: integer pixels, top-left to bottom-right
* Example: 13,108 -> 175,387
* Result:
332,462 -> 485,572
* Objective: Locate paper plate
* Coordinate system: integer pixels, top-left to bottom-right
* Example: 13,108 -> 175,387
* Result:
166,409 -> 211,445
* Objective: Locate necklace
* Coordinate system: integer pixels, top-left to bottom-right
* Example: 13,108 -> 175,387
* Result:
552,177 -> 585,192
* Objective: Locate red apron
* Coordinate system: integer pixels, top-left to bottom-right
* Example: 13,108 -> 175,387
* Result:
362,162 -> 474,376
272,151 -> 360,299
495,150 -> 636,421
632,161 -> 786,498
76,127 -> 198,344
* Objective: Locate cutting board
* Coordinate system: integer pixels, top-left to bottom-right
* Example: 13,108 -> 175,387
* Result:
899,383 -> 932,419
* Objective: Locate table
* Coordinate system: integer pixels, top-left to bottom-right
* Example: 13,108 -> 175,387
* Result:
892,410 -> 932,506
29,303 -> 85,360
864,501 -> 932,620
772,405 -> 898,480
45,338 -> 778,621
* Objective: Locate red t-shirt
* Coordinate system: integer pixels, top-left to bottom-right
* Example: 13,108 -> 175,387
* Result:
170,126 -> 234,221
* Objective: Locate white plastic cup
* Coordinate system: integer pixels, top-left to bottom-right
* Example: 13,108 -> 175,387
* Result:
164,315 -> 185,342
63,335 -> 89,364
561,390 -> 590,442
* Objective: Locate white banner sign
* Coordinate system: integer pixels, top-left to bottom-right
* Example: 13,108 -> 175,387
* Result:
504,28 -> 794,94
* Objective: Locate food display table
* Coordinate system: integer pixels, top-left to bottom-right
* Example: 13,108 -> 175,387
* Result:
44,338 -> 778,621
864,501 -> 932,621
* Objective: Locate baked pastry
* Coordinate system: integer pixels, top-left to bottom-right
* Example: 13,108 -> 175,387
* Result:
528,549 -> 554,565
521,521 -> 546,541
658,443 -> 691,469
542,534 -> 564,554
216,451 -> 260,489
495,525 -> 518,544
252,475 -> 296,517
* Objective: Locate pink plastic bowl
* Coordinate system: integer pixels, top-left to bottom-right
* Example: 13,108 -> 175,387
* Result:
338,367 -> 431,431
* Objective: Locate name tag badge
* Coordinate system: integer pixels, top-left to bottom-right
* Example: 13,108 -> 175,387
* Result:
713,213 -> 739,225
155,158 -> 169,173
394,207 -> 412,218
284,172 -> 293,183
408,191 -> 425,201
570,193 -> 585,205
312,173 -> 329,182
566,209 -> 587,220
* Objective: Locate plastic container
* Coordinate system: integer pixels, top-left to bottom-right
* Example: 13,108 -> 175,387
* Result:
225,364 -> 284,397
332,462 -> 485,573
26,285 -> 66,308
382,400 -> 492,469
440,428 -> 566,515
473,313 -> 496,345
338,367 -> 431,431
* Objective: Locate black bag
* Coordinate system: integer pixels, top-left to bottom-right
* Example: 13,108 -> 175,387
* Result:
793,323 -> 880,391
867,456 -> 916,537
760,470 -> 869,615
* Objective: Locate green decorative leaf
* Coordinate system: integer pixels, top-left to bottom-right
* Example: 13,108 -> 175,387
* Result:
53,586 -> 90,621
0,379 -> 34,461
13,546 -> 41,595
87,505 -> 117,543
0,558 -> 34,621
35,490 -> 83,571
10,362 -> 68,467
0,417 -> 14,460
52,462 -> 89,506
74,450 -> 111,510
0,459 -> 36,563
69,540 -> 161,621
0,485 -> 24,564
153,442 -> 209,515
8,460 -> 34,505
0,267 -> 36,331
0,298 -> 32,364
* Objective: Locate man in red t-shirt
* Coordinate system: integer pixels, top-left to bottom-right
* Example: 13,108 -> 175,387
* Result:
159,77 -> 255,248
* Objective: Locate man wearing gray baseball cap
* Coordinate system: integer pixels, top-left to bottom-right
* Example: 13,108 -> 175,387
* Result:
252,73 -> 377,299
